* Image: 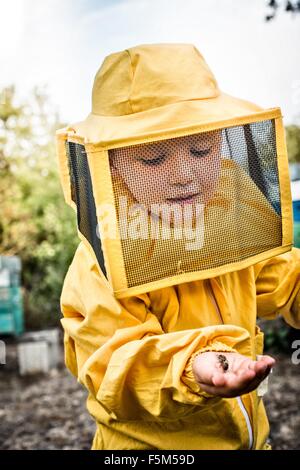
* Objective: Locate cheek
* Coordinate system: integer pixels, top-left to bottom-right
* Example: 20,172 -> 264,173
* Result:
194,155 -> 221,187
117,162 -> 168,203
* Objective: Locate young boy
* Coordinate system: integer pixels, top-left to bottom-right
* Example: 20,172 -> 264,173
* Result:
57,43 -> 300,450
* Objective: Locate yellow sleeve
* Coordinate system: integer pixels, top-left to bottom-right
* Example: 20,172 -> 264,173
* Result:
254,247 -> 300,329
61,242 -> 252,421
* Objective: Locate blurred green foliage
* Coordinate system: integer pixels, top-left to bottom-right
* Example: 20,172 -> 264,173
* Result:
259,318 -> 290,353
259,317 -> 300,354
286,125 -> 300,163
0,86 -> 78,329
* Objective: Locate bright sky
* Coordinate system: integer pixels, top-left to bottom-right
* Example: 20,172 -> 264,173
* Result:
1,0 -> 300,124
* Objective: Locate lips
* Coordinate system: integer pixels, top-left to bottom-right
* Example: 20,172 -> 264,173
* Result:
166,193 -> 199,203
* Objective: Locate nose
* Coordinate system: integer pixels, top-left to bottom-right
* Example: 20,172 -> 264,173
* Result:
169,153 -> 194,186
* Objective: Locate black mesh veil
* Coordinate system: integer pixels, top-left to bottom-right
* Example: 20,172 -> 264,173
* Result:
108,118 -> 282,288
66,142 -> 106,276
223,120 -> 280,214
65,119 -> 283,290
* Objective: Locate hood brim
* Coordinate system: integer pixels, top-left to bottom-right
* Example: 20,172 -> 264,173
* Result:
63,92 -> 281,148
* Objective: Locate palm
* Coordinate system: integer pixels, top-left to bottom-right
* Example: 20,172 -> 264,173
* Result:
193,352 -> 275,398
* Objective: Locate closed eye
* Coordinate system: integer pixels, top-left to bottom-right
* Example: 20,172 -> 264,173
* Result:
139,154 -> 167,166
190,147 -> 212,158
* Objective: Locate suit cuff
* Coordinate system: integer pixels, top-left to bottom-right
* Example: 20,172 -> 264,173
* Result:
182,341 -> 237,398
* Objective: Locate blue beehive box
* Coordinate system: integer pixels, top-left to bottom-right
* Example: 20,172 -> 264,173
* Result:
291,180 -> 300,249
0,256 -> 24,336
293,200 -> 300,248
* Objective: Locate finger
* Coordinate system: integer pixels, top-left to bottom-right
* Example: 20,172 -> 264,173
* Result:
199,361 -> 270,398
252,361 -> 273,378
238,366 -> 273,395
198,380 -> 242,398
248,361 -> 267,377
243,364 -> 271,388
211,372 -> 227,387
257,354 -> 275,363
198,382 -> 223,396
219,368 -> 256,393
236,358 -> 255,375
256,355 -> 276,368
247,356 -> 275,376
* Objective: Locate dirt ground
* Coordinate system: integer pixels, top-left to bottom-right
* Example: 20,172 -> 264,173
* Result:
0,338 -> 299,450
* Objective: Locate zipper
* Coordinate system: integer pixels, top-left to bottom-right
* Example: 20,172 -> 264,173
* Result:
205,279 -> 254,450
236,397 -> 254,449
205,280 -> 224,324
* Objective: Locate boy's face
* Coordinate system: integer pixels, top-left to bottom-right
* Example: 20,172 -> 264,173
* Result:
110,131 -> 222,221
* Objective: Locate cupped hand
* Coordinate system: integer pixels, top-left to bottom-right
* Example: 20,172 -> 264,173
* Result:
192,351 -> 275,398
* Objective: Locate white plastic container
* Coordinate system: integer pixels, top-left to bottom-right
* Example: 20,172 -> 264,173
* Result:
17,328 -> 61,375
18,340 -> 50,375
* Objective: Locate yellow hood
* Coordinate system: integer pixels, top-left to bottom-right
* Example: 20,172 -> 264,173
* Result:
65,43 -> 273,145
55,43 -> 292,299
